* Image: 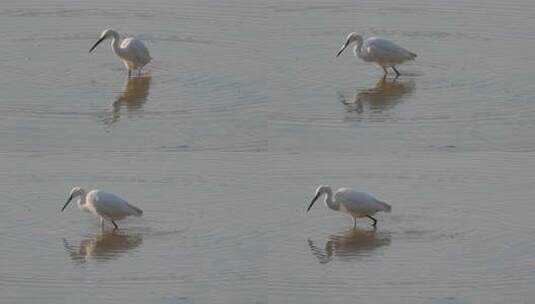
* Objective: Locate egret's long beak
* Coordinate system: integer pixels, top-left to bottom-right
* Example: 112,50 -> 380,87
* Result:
307,192 -> 321,212
336,41 -> 349,57
89,36 -> 106,53
61,194 -> 74,212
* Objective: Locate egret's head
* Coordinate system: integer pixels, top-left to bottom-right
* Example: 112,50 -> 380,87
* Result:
307,185 -> 331,212
336,32 -> 363,57
69,186 -> 85,197
61,187 -> 85,212
315,185 -> 331,196
345,32 -> 363,44
89,29 -> 118,53
100,29 -> 118,39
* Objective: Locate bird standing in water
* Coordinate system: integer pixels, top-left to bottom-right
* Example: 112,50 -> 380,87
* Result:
89,29 -> 152,77
307,185 -> 391,228
336,32 -> 416,77
61,187 -> 143,229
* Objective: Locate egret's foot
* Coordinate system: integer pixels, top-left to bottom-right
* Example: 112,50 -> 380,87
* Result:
111,220 -> 119,230
367,215 -> 378,226
392,66 -> 401,76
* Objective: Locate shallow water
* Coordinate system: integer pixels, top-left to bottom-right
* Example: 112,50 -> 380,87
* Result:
1,0 -> 535,303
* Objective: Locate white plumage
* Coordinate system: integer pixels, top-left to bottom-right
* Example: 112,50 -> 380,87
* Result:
61,186 -> 143,229
89,29 -> 151,77
307,185 -> 391,228
336,32 -> 416,76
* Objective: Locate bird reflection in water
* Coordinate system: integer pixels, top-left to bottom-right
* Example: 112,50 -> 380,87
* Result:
103,76 -> 151,127
339,77 -> 414,116
308,228 -> 390,264
62,230 -> 142,264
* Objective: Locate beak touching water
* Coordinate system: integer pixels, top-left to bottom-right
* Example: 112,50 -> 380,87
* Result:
307,192 -> 321,212
336,41 -> 349,57
61,194 -> 74,212
89,36 -> 106,53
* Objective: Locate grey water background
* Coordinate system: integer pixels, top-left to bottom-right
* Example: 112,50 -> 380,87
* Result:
1,0 -> 535,303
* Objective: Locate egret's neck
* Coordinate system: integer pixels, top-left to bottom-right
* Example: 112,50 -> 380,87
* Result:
323,190 -> 339,211
109,33 -> 122,56
353,41 -> 363,57
77,193 -> 87,209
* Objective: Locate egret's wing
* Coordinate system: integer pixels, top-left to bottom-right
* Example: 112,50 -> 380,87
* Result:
126,202 -> 143,216
121,37 -> 152,65
92,190 -> 142,217
335,189 -> 391,213
365,38 -> 416,63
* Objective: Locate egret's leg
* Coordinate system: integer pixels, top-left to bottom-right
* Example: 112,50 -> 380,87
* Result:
382,66 -> 388,76
128,69 -> 132,78
100,217 -> 104,229
111,220 -> 119,230
392,66 -> 401,76
353,217 -> 357,229
366,215 -> 378,226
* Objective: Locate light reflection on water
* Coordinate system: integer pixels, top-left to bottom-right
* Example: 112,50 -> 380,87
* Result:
338,77 -> 415,116
307,228 -> 391,264
102,75 -> 151,127
62,230 -> 142,264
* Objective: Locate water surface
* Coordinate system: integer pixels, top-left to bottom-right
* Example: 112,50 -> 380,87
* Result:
1,0 -> 535,303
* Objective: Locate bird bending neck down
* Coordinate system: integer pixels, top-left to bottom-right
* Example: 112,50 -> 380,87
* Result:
61,186 -> 143,230
336,32 -> 417,77
308,185 -> 339,211
336,32 -> 364,58
89,28 -> 152,77
307,185 -> 391,228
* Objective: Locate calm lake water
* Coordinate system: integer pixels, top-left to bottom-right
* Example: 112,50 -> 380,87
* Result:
1,0 -> 535,303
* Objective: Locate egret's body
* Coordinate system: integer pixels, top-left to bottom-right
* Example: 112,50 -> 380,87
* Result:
307,185 -> 391,228
336,32 -> 416,76
90,29 -> 151,77
61,187 -> 143,229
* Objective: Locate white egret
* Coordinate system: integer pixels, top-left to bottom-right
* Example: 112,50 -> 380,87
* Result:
89,29 -> 152,77
336,32 -> 417,76
61,187 -> 143,229
307,185 -> 391,228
